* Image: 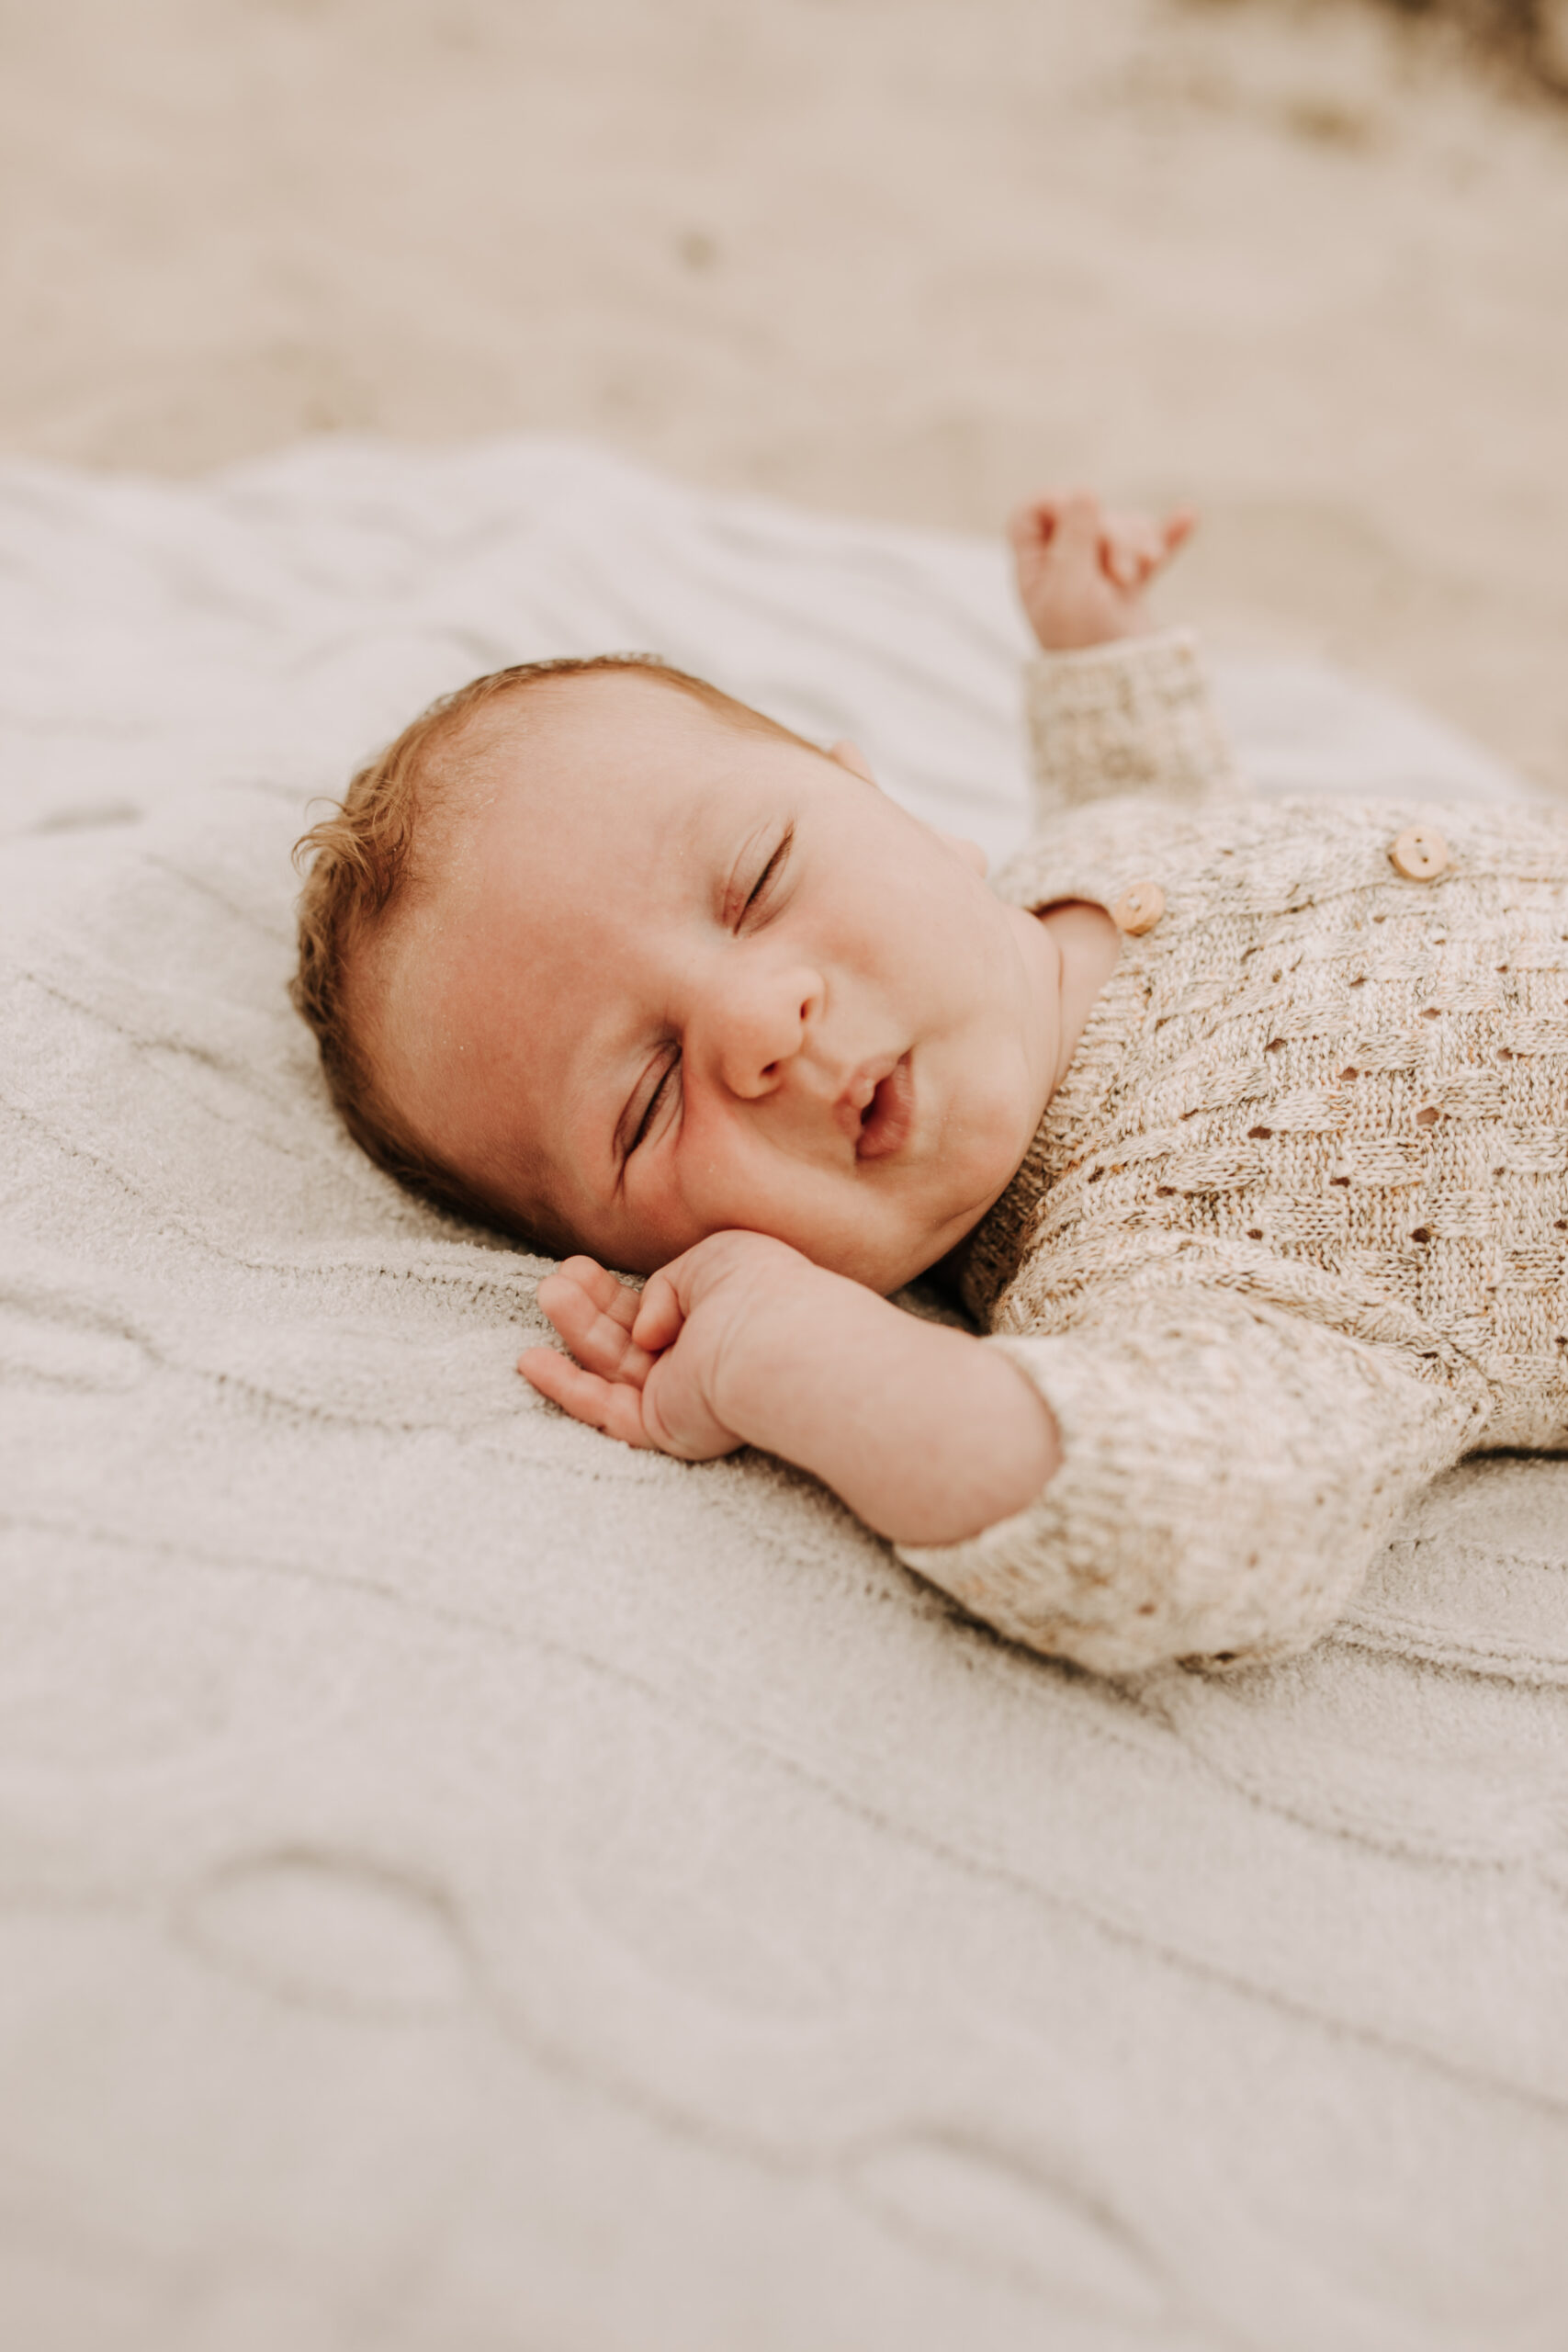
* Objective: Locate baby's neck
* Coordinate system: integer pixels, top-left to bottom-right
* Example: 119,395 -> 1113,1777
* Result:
1035,899 -> 1122,1097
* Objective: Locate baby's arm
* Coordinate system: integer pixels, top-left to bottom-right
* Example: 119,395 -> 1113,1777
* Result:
519,1232 -> 1058,1547
1011,488 -> 1244,812
522,1239 -> 1489,1672
900,1278 -> 1487,1675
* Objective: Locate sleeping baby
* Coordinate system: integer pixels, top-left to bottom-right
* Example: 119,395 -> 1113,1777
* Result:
292,491 -> 1568,1673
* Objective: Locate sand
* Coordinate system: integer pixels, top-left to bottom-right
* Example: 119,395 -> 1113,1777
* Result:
3,0 -> 1567,783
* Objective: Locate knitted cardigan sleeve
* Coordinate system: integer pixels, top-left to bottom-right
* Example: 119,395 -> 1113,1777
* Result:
895,630 -> 1488,1674
1024,629 -> 1247,813
897,1279 -> 1483,1676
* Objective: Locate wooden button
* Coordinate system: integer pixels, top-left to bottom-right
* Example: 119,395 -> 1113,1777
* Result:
1389,825 -> 1450,881
1111,879 -> 1165,935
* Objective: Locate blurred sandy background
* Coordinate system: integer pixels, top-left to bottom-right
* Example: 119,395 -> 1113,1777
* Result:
3,0 -> 1566,784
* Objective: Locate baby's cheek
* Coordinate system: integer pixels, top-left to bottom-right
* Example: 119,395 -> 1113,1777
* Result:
616,1178 -> 718,1276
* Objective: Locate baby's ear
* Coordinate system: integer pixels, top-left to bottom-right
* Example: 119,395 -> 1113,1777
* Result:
828,739 -> 879,786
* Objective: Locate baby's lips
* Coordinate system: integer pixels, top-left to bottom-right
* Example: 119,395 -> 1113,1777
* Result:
855,1055 -> 916,1163
832,1054 -> 895,1144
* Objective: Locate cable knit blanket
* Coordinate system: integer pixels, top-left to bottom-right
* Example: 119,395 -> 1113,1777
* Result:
2,437 -> 1563,2352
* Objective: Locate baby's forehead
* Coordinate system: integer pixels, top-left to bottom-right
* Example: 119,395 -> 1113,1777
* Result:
432,669 -> 798,871
466,664 -> 762,773
409,674 -> 755,931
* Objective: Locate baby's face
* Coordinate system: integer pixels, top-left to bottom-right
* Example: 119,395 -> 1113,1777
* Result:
372,674 -> 1062,1291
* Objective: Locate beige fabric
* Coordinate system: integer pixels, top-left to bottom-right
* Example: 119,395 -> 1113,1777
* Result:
902,633 -> 1568,1675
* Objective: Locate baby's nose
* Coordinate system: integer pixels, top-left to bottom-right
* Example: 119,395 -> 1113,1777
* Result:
711,967 -> 821,1099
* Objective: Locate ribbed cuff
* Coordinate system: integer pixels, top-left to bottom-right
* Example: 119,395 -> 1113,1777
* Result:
1025,629 -> 1246,811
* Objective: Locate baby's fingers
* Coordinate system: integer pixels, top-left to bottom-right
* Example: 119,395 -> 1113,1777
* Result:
1006,497 -> 1055,555
1101,503 -> 1200,588
539,1254 -> 639,1333
532,1257 -> 658,1385
517,1345 -> 656,1448
1100,513 -> 1165,588
1009,488 -> 1102,559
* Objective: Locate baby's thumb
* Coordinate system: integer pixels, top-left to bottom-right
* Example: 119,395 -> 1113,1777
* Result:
631,1269 -> 683,1353
1160,503 -> 1200,558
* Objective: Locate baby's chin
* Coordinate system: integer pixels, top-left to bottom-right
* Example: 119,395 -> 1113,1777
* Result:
783,1137 -> 1036,1292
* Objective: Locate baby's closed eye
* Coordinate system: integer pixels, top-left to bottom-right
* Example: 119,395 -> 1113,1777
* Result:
739,825 -> 794,925
626,1052 -> 682,1159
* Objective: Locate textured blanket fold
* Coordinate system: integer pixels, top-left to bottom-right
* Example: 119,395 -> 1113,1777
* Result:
1,436 -> 1562,2352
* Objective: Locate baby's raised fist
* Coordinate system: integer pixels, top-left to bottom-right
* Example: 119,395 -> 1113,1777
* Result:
1010,489 -> 1197,654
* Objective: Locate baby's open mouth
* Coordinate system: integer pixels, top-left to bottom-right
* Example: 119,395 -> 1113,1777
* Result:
855,1054 -> 915,1162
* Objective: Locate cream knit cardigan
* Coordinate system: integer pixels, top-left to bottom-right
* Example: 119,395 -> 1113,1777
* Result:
899,631 -> 1568,1675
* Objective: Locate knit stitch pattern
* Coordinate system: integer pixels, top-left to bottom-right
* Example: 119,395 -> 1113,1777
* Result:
899,633 -> 1568,1674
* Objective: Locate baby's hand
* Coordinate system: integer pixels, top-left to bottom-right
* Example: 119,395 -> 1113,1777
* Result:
522,1233 -> 1061,1546
518,1231 -> 817,1460
1010,488 -> 1196,653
